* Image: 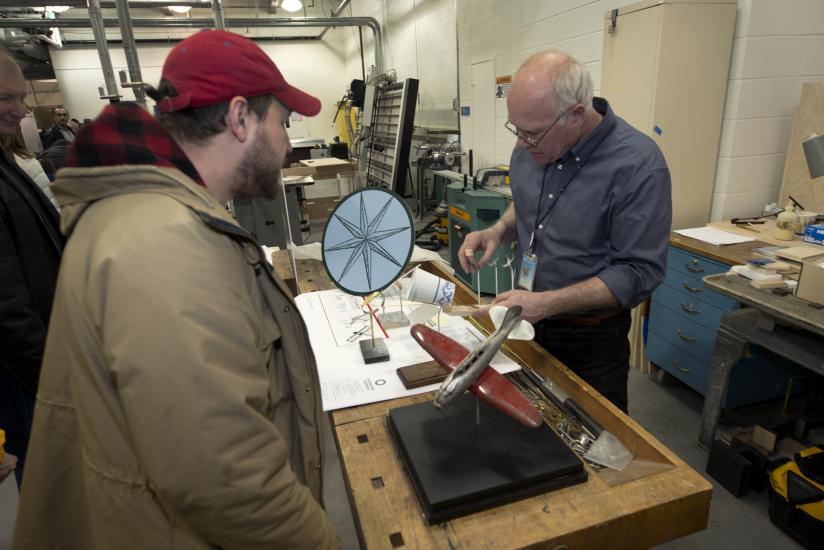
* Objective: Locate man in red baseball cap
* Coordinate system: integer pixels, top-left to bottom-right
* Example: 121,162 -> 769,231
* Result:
13,30 -> 340,550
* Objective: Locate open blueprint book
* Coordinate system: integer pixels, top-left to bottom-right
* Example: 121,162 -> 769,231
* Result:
295,288 -> 520,411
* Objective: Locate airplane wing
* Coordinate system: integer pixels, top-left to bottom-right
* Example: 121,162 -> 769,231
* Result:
410,324 -> 543,428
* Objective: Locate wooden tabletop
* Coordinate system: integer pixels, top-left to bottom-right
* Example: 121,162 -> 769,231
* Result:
669,230 -> 769,266
272,250 -> 712,549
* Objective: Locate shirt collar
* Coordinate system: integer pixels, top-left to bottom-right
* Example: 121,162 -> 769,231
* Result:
562,97 -> 617,166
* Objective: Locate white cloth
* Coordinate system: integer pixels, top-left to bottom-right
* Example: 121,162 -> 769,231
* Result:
14,154 -> 58,210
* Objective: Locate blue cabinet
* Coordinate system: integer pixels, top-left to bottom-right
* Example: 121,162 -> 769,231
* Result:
647,245 -> 801,407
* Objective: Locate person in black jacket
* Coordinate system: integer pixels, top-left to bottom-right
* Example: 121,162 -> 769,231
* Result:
39,105 -> 76,150
0,50 -> 64,487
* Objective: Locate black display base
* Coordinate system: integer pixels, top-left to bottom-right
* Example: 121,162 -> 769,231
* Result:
387,393 -> 587,524
360,338 -> 390,363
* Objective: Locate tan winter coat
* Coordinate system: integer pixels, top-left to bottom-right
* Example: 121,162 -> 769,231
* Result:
12,165 -> 339,549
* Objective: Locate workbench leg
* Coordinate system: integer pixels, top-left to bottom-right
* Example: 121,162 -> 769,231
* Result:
698,324 -> 747,449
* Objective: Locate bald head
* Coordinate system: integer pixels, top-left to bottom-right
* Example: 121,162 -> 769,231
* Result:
510,51 -> 593,117
506,50 -> 599,165
0,50 -> 27,136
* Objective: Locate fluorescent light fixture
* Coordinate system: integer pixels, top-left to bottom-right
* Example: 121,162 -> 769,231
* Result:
33,6 -> 71,12
167,5 -> 192,14
281,0 -> 303,12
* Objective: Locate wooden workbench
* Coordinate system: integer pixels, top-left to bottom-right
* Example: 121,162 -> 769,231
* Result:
272,252 -> 712,549
669,229 -> 769,266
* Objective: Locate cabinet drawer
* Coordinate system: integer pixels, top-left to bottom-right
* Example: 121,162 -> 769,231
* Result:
651,283 -> 726,330
647,332 -> 709,394
649,303 -> 717,363
663,270 -> 739,311
668,247 -> 729,278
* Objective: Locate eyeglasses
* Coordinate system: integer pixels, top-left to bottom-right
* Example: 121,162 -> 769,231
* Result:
505,107 -> 570,147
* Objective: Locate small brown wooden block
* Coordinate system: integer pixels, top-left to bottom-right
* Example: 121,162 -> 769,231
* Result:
396,361 -> 448,389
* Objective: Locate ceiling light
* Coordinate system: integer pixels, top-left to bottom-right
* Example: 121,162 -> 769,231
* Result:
167,5 -> 192,14
33,6 -> 70,13
281,0 -> 303,12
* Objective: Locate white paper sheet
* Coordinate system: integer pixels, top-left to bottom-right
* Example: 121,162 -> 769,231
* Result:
674,226 -> 756,245
295,289 -> 520,411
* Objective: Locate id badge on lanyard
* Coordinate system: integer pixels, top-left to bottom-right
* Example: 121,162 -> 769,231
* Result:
517,232 -> 538,291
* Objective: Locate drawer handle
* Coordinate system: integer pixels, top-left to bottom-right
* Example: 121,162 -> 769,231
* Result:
673,360 -> 692,374
680,303 -> 700,314
677,329 -> 697,343
682,282 -> 703,293
685,262 -> 705,273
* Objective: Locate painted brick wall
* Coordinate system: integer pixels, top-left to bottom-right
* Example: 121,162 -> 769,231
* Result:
456,0 -> 628,166
336,0 -> 460,130
710,0 -> 824,220
49,38 -> 349,143
457,0 -> 824,221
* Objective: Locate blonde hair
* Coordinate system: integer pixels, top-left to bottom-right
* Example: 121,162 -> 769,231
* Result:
0,126 -> 34,159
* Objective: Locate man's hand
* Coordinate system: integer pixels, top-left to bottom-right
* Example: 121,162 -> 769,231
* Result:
491,290 -> 551,324
487,277 -> 620,324
458,228 -> 503,273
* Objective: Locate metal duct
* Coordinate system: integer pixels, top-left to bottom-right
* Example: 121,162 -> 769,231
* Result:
317,0 -> 350,40
86,0 -> 120,101
115,0 -> 146,107
0,16 -> 383,70
212,0 -> 226,30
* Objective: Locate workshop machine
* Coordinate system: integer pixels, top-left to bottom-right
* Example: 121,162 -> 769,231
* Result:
443,168 -> 515,294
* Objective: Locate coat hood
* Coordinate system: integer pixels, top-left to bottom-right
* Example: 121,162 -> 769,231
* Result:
52,102 -> 216,236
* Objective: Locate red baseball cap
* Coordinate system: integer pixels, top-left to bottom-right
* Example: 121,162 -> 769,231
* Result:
156,29 -> 321,116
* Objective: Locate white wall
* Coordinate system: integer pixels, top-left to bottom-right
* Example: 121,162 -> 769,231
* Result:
457,0 -> 824,220
457,0 -> 628,166
710,0 -> 824,220
49,38 -> 349,143
336,0 -> 460,130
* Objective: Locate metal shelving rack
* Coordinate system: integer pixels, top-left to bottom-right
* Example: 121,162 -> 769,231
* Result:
361,78 -> 419,195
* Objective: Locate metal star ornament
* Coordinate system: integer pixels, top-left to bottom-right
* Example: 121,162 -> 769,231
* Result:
322,187 -> 414,295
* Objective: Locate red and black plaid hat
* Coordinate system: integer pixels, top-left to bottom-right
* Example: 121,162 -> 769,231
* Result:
156,29 -> 321,116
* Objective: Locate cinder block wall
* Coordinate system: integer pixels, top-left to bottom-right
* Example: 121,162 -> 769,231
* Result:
453,0 -> 824,222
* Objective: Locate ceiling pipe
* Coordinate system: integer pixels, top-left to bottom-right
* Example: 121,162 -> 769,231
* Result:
0,16 -> 384,70
86,0 -> 120,101
0,1 -> 212,6
211,0 -> 226,30
103,1 -> 213,6
114,0 -> 146,107
316,0 -> 349,40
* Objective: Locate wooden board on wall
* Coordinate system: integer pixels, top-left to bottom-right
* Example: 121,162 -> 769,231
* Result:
779,82 -> 824,212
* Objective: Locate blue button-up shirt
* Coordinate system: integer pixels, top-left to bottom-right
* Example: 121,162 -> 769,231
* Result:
509,97 -> 671,310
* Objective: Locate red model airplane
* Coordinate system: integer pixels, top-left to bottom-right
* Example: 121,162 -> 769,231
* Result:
409,313 -> 543,429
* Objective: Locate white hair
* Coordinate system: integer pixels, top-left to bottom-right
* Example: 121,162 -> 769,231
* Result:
518,50 -> 594,115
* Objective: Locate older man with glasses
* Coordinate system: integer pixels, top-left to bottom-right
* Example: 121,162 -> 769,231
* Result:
459,50 -> 672,413
0,49 -> 63,488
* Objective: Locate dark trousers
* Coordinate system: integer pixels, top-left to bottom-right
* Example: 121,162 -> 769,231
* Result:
534,311 -> 632,413
0,366 -> 36,488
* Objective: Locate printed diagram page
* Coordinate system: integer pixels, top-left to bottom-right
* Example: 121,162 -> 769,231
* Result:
295,288 -> 520,411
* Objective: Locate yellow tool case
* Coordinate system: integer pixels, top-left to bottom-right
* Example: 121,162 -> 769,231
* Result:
769,446 -> 824,549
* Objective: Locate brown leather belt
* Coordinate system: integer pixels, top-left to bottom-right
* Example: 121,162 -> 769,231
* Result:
539,308 -> 626,328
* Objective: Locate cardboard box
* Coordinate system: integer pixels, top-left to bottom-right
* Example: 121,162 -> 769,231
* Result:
803,223 -> 824,245
298,158 -> 356,180
797,258 -> 824,305
304,196 -> 341,222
